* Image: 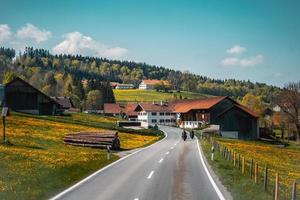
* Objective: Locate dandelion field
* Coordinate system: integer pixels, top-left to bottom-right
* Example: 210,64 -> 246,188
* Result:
0,114 -> 160,200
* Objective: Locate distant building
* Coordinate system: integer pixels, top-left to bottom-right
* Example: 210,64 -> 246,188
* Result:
110,82 -> 120,89
5,78 -> 60,115
115,84 -> 134,90
139,79 -> 170,90
273,105 -> 281,112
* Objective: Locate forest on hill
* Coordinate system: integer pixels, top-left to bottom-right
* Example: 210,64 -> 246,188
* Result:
0,47 -> 280,109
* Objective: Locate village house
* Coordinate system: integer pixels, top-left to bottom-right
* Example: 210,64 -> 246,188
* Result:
104,103 -> 138,121
134,101 -> 177,127
4,78 -> 60,115
110,82 -> 120,89
138,79 -> 170,90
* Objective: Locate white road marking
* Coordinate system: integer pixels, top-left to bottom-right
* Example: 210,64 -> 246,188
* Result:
166,151 -> 169,155
174,143 -> 177,146
159,158 -> 164,163
196,137 -> 226,200
50,131 -> 169,200
170,147 -> 174,149
134,198 -> 139,200
147,170 -> 154,179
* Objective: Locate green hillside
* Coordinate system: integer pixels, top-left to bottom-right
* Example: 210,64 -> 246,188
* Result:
113,89 -> 212,102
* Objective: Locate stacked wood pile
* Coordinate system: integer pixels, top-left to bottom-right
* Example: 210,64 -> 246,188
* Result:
64,131 -> 120,150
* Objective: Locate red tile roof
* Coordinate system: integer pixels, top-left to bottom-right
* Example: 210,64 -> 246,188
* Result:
135,102 -> 174,112
172,96 -> 227,113
141,79 -> 170,85
104,103 -> 138,116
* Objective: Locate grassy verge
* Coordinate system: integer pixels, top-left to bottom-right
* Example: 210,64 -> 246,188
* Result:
0,113 -> 160,200
199,134 -> 300,200
113,89 -> 212,102
200,137 -> 272,200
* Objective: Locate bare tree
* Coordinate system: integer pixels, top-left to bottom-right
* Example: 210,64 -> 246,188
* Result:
276,82 -> 300,142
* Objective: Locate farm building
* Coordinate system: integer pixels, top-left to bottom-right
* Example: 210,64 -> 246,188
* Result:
5,78 -> 60,115
139,79 -> 170,90
51,96 -> 79,113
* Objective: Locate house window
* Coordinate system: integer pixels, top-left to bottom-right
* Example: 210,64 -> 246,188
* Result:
166,119 -> 171,123
151,112 -> 157,116
159,112 -> 165,116
159,119 -> 165,123
171,119 -> 176,122
165,112 -> 170,116
152,119 -> 157,123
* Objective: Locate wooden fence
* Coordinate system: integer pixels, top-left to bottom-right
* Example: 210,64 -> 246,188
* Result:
201,135 -> 300,200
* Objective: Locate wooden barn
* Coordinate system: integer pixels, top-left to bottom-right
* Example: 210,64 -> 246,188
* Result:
5,78 -> 60,115
174,96 -> 259,139
0,84 -> 4,106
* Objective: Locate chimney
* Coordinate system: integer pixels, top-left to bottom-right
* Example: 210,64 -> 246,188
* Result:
160,100 -> 163,106
152,100 -> 155,105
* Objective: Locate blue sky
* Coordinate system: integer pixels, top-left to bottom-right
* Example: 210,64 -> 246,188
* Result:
0,0 -> 299,87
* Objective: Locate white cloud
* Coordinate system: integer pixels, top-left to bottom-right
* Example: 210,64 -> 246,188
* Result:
226,45 -> 246,54
239,54 -> 264,67
221,57 -> 240,66
53,32 -> 128,59
0,24 -> 12,42
221,54 -> 264,67
17,23 -> 51,43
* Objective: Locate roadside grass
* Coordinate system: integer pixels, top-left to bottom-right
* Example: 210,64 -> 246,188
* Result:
215,138 -> 300,197
0,114 -> 160,200
113,89 -> 212,102
200,138 -> 272,200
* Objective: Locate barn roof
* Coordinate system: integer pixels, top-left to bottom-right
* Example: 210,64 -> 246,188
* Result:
5,77 -> 60,106
134,102 -> 174,112
51,97 -> 74,109
172,96 -> 228,113
217,104 -> 260,118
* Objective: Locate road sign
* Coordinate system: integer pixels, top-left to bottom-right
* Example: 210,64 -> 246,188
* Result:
1,107 -> 8,117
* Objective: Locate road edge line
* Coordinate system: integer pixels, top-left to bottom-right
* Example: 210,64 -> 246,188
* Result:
50,130 -> 168,200
196,137 -> 226,200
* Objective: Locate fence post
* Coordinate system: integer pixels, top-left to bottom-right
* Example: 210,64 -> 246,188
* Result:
250,159 -> 253,178
292,180 -> 297,200
242,157 -> 245,174
255,163 -> 258,183
233,152 -> 236,167
264,166 -> 268,191
274,173 -> 278,200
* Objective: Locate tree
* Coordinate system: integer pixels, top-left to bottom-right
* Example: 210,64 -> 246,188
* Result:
3,71 -> 17,84
86,90 -> 103,110
276,82 -> 300,142
241,93 -> 264,115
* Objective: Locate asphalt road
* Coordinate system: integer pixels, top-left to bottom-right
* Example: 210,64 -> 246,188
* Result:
52,126 -> 224,200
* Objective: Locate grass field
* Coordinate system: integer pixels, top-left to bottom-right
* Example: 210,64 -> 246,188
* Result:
113,89 -> 212,102
0,113 -> 160,200
199,135 -> 300,199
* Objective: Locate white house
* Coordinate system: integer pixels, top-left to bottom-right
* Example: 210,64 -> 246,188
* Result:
134,101 -> 177,128
139,79 -> 170,90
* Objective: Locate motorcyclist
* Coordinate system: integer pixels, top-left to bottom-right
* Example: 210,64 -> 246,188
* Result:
190,130 -> 195,139
182,130 -> 187,141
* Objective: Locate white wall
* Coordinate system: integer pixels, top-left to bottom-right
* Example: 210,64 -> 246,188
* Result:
137,111 -> 176,127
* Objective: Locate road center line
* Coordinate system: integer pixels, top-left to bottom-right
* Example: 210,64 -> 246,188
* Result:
147,170 -> 154,179
166,151 -> 169,155
170,147 -> 174,149
159,158 -> 164,163
134,198 -> 139,200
